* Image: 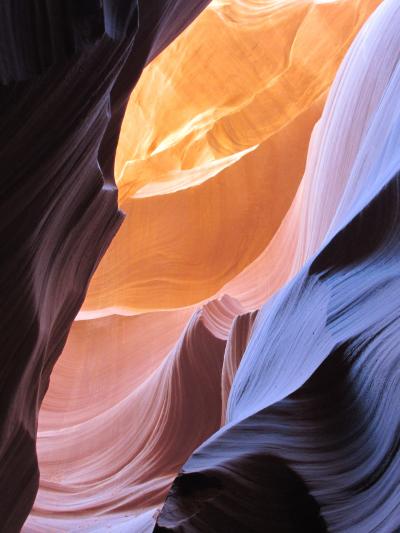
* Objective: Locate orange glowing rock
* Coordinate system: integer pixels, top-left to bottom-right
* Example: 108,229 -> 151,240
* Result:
83,0 -> 380,316
27,1 -> 384,530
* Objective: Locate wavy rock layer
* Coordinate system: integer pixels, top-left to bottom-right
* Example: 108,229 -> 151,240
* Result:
25,0 -> 397,532
83,0 -> 380,315
32,309 -> 226,529
156,1 -> 400,531
0,1 -> 211,531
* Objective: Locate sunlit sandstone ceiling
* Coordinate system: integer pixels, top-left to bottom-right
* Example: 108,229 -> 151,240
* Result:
83,0 -> 381,315
2,0 -> 400,531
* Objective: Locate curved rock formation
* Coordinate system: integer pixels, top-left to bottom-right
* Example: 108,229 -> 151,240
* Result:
0,1 -> 210,531
83,0 -> 381,315
29,308 -> 226,531
3,0 -> 399,531
156,1 -> 400,530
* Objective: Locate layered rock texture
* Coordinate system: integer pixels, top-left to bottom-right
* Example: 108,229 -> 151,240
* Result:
0,1 -> 210,531
1,0 -> 399,531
